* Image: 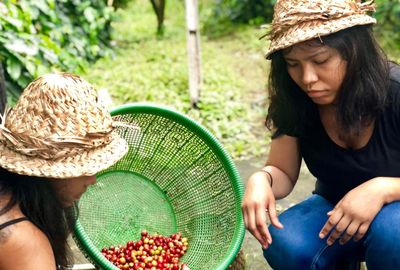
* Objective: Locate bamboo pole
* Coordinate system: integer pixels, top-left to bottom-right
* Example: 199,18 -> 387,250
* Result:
184,0 -> 201,108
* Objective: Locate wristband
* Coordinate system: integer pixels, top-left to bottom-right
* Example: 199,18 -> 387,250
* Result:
259,168 -> 273,187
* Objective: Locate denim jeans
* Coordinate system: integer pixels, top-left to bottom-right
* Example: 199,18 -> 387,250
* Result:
263,194 -> 400,270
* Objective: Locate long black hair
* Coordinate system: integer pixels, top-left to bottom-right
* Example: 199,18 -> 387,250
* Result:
0,167 -> 78,268
266,25 -> 390,138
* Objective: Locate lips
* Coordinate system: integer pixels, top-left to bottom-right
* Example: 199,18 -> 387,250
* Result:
307,90 -> 327,98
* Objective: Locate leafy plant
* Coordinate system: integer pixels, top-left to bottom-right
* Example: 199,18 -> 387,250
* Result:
110,0 -> 133,9
202,0 -> 275,38
374,0 -> 400,60
0,0 -> 114,103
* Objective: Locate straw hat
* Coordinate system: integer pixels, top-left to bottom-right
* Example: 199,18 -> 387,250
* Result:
265,0 -> 376,59
0,73 -> 129,179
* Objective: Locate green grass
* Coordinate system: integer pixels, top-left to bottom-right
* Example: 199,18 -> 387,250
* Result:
81,0 -> 271,160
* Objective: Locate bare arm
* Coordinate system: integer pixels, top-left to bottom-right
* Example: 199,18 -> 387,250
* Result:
264,134 -> 301,199
380,177 -> 400,203
242,135 -> 301,248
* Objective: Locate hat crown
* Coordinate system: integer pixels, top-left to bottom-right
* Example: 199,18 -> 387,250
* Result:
265,0 -> 376,58
271,0 -> 375,40
0,73 -> 114,159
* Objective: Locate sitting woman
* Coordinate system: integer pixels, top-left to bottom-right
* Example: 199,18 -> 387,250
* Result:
242,0 -> 400,269
0,73 -> 129,269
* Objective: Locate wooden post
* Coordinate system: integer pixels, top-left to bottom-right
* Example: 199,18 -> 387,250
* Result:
0,63 -> 7,114
184,0 -> 201,108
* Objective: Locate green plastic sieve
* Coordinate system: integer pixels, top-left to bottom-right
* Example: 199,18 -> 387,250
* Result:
73,103 -> 245,270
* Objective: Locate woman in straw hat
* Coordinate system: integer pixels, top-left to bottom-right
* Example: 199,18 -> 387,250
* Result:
242,0 -> 400,269
0,73 -> 129,269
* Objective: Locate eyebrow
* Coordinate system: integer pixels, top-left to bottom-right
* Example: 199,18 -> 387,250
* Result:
284,49 -> 329,61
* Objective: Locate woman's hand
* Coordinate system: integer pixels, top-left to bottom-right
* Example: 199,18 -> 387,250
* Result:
242,171 -> 284,249
319,178 -> 388,245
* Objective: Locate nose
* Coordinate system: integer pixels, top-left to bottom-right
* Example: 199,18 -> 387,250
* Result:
301,64 -> 318,87
86,175 -> 97,186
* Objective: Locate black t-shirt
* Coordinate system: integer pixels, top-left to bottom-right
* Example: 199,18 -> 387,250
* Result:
298,65 -> 400,204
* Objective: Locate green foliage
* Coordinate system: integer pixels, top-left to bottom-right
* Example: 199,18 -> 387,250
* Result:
82,0 -> 270,159
374,0 -> 400,60
0,0 -> 114,103
111,0 -> 133,9
202,0 -> 275,37
375,0 -> 400,26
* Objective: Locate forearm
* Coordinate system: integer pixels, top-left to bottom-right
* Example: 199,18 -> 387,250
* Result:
261,165 -> 296,200
375,177 -> 400,204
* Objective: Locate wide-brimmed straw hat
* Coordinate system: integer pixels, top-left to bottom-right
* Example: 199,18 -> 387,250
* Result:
265,0 -> 376,59
0,73 -> 129,179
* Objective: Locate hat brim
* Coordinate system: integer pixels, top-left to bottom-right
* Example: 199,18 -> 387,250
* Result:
266,14 -> 376,59
0,132 -> 128,179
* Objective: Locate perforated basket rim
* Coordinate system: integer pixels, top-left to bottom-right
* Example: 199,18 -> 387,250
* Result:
74,102 -> 245,270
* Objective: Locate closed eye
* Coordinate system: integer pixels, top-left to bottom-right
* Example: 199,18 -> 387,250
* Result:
313,57 -> 329,65
286,61 -> 298,68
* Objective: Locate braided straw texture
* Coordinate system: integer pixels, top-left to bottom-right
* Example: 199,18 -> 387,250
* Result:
265,0 -> 376,58
0,73 -> 128,179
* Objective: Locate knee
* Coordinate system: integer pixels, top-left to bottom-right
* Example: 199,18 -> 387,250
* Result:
364,202 -> 400,269
366,201 -> 400,249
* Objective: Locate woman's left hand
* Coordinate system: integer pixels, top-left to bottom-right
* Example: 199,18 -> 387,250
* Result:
318,178 -> 387,245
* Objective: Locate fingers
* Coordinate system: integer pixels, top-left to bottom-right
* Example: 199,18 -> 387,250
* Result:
243,205 -> 271,248
318,193 -> 380,245
319,209 -> 343,241
255,208 -> 273,248
319,211 -> 370,245
268,205 -> 284,229
353,223 -> 369,242
242,193 -> 269,247
243,201 -> 284,249
325,215 -> 350,246
241,172 -> 283,249
338,222 -> 360,245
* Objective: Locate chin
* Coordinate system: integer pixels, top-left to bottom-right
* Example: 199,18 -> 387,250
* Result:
62,200 -> 74,208
312,98 -> 335,106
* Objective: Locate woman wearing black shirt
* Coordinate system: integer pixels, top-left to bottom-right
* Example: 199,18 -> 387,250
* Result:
241,0 -> 400,269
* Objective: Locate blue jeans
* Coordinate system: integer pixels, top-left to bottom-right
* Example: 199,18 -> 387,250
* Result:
263,195 -> 400,270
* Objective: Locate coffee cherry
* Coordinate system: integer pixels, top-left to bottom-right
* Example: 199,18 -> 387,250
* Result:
101,231 -> 190,270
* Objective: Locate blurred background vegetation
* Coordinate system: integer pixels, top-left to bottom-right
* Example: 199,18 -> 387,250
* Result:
1,0 -> 399,160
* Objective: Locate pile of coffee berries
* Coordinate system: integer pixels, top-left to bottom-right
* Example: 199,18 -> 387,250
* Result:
101,230 -> 190,270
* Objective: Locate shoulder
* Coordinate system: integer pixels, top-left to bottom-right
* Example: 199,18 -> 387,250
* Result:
389,62 -> 400,84
387,63 -> 400,102
0,207 -> 56,270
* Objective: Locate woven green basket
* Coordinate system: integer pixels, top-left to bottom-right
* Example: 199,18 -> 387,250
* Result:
73,103 -> 245,270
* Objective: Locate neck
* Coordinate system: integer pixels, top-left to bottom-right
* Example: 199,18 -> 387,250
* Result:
318,105 -> 337,121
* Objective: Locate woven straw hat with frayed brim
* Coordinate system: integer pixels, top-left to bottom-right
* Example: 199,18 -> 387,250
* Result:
0,73 -> 129,179
265,0 -> 377,59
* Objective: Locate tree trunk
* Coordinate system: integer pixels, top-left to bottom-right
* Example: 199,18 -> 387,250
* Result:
0,63 -> 7,114
149,0 -> 166,35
